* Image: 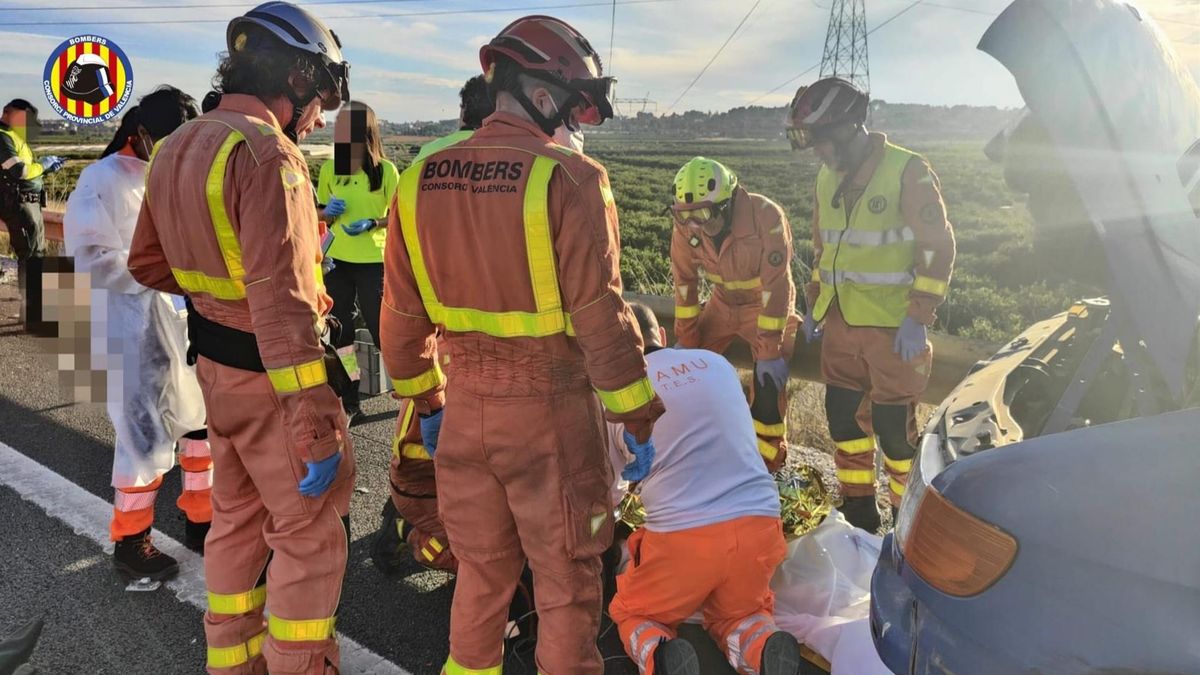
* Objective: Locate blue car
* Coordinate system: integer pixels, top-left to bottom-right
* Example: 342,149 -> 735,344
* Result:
871,1 -> 1200,672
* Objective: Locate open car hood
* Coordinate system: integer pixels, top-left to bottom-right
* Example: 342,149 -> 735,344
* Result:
979,0 -> 1200,400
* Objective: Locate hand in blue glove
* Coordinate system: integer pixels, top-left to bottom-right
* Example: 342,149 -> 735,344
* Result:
324,196 -> 347,219
419,408 -> 444,457
621,430 -> 656,482
894,316 -> 929,362
341,218 -> 376,236
802,311 -> 822,343
755,357 -> 789,390
298,452 -> 341,497
38,156 -> 65,174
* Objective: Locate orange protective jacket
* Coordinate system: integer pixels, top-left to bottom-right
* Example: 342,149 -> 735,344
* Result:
805,133 -> 956,326
381,112 -> 664,437
672,187 -> 796,360
128,94 -> 343,464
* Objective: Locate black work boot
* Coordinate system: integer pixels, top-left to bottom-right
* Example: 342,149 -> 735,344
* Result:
760,631 -> 802,675
840,495 -> 882,534
370,500 -> 409,575
184,519 -> 210,553
653,638 -> 699,675
343,386 -> 365,427
113,528 -> 179,581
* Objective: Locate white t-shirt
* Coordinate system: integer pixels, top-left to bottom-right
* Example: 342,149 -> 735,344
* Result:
608,348 -> 781,532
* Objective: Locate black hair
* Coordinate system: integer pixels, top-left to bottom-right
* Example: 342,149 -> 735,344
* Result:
628,302 -> 661,348
4,99 -> 37,114
139,85 -> 199,141
100,106 -> 141,158
486,54 -> 570,109
459,75 -> 495,131
213,24 -> 320,103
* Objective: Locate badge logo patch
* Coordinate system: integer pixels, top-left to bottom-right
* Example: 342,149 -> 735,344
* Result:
688,235 -> 701,248
768,250 -> 786,267
43,35 -> 134,125
868,196 -> 888,214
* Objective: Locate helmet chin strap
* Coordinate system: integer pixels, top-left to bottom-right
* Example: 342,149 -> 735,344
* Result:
513,89 -> 565,136
283,86 -> 320,144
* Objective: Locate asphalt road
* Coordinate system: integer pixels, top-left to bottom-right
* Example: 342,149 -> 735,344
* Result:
0,270 -> 749,675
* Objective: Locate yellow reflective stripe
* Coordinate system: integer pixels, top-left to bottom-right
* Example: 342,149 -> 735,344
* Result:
266,359 -> 328,394
444,655 -> 503,675
884,456 -> 913,474
428,537 -> 444,553
172,268 -> 246,300
422,547 -> 435,561
391,364 -> 444,397
596,377 -> 655,414
393,403 -> 419,458
437,306 -> 568,338
811,268 -> 820,283
754,420 -> 787,437
837,468 -> 875,485
707,273 -> 761,290
889,478 -> 907,496
207,131 -> 247,282
268,615 -> 336,642
398,161 -> 441,314
835,437 -> 876,455
207,585 -> 266,615
912,275 -> 948,297
757,438 -> 779,462
524,156 -> 563,319
600,183 -> 615,207
206,632 -> 265,669
401,443 -> 431,460
757,314 -> 787,331
676,304 -> 700,319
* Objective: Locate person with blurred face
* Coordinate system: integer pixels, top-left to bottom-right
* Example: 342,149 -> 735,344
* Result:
316,101 -> 399,425
66,86 -> 210,581
669,157 -> 798,474
127,3 -> 355,672
785,77 -> 956,533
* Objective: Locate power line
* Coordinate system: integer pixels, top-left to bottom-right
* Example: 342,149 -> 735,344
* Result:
608,0 -> 617,70
2,0 -> 675,27
663,0 -> 764,114
1,0 -> 425,10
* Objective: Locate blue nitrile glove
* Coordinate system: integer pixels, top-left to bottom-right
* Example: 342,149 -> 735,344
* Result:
419,409 -> 444,457
341,218 -> 376,236
755,358 -> 789,390
621,430 -> 656,482
324,196 -> 347,219
894,316 -> 929,362
38,156 -> 65,173
802,311 -> 822,343
299,452 -> 341,497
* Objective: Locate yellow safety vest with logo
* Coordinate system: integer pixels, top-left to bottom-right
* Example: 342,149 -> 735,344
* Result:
812,142 -> 920,328
394,137 -> 657,416
159,121 -> 330,397
0,125 -> 46,188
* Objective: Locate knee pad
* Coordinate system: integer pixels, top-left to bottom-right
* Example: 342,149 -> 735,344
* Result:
872,403 -> 915,461
825,386 -> 866,441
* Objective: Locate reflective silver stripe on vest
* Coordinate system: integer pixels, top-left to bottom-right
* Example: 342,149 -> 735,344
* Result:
820,269 -> 915,286
821,226 -> 914,246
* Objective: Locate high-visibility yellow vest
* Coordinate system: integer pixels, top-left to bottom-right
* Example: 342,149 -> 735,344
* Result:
395,140 -> 656,415
812,142 -> 917,328
0,126 -> 45,187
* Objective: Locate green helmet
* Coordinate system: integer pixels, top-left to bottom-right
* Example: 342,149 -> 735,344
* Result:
672,157 -> 737,211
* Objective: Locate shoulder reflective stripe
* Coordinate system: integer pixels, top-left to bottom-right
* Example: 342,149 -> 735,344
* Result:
207,131 -> 247,282
706,272 -> 761,290
401,443 -> 431,460
206,631 -> 265,669
207,585 -> 266,615
837,468 -> 875,485
391,364 -> 444,397
523,156 -> 565,328
414,129 -> 475,161
599,183 -> 615,207
444,655 -> 503,675
884,456 -> 913,474
675,304 -> 701,319
912,275 -> 948,297
819,269 -> 914,286
171,268 -> 247,300
268,615 -> 336,642
753,420 -> 787,437
835,437 -> 876,454
757,314 -> 787,331
822,226 -> 914,246
266,358 -> 328,394
889,478 -> 907,496
757,438 -> 779,462
595,377 -> 656,414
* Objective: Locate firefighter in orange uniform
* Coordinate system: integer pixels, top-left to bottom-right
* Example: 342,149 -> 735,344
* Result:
128,3 -> 355,672
380,15 -> 665,674
670,157 -> 799,472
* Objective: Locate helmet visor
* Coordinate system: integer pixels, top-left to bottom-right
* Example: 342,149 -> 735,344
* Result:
672,206 -> 715,225
570,76 -> 616,126
318,61 -> 350,111
786,127 -> 811,151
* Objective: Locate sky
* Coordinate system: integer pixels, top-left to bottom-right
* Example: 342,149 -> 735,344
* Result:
1,0 -> 1198,124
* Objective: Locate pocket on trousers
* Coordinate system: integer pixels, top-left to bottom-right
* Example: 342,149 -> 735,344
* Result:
561,466 -> 615,561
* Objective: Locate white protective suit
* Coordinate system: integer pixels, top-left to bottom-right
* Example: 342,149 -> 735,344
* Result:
63,151 -> 205,489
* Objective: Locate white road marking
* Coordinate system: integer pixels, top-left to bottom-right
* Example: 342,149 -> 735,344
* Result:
0,440 -> 410,675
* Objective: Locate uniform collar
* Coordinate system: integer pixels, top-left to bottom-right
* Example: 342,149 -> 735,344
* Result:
478,111 -> 553,141
215,94 -> 282,131
842,131 -> 888,190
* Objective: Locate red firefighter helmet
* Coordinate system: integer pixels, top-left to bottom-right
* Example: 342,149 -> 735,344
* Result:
785,77 -> 869,150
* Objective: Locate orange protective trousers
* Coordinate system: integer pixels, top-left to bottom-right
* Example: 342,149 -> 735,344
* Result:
436,365 -> 613,674
693,302 -> 799,472
390,399 -> 456,572
110,436 -> 214,541
609,516 -> 788,675
196,358 -> 356,675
